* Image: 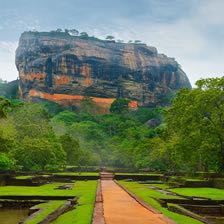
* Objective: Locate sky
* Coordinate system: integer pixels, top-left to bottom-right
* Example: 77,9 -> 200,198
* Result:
0,0 -> 223,86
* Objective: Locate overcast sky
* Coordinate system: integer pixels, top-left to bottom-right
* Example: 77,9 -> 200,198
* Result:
0,0 -> 223,86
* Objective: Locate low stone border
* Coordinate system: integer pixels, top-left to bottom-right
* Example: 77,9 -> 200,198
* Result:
92,180 -> 105,224
37,198 -> 77,224
0,195 -> 76,200
115,180 -> 176,224
52,175 -> 99,180
114,174 -> 161,181
167,203 -> 209,223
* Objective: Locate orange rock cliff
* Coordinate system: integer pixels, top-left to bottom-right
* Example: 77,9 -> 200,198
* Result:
15,31 -> 191,112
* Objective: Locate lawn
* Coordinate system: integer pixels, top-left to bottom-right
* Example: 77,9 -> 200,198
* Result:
25,201 -> 65,224
115,172 -> 162,176
0,181 -> 97,224
119,181 -> 203,224
53,181 -> 97,224
170,187 -> 224,200
53,172 -> 99,176
15,175 -> 34,179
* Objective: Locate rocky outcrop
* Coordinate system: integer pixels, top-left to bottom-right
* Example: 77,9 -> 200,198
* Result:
16,31 -> 191,112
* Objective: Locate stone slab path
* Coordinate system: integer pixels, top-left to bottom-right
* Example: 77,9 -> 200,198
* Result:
101,180 -> 172,224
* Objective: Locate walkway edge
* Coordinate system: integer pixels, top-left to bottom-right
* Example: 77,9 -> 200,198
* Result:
115,180 -> 176,224
92,180 -> 106,224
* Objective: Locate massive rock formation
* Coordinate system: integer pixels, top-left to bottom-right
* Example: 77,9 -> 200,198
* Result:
16,31 -> 191,112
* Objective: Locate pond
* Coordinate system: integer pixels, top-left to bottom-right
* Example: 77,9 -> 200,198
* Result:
0,208 -> 29,224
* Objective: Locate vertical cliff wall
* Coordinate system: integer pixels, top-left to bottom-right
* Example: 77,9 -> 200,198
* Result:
15,31 -> 191,112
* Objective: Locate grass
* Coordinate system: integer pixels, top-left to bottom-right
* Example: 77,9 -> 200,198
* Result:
119,181 -> 203,224
53,172 -> 99,176
25,201 -> 64,224
0,181 -> 97,224
52,181 -> 97,224
184,178 -> 206,182
23,181 -> 97,224
115,172 -> 162,176
170,187 -> 224,200
0,181 -> 96,197
15,175 -> 33,179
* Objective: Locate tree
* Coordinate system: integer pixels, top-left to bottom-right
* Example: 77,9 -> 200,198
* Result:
117,39 -> 124,43
60,134 -> 82,165
80,32 -> 89,38
0,97 -> 12,118
110,98 -> 130,114
56,28 -> 63,32
0,119 -> 18,153
69,29 -> 79,36
166,77 -> 224,172
51,111 -> 79,125
13,137 -> 65,171
0,153 -> 14,170
9,103 -> 67,170
79,97 -> 101,114
106,35 -> 115,40
134,40 -> 142,44
11,103 -> 55,140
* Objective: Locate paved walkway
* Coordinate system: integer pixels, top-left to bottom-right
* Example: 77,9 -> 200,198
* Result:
101,180 -> 170,224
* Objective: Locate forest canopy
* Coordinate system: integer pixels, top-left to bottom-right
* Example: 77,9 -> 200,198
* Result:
0,77 -> 223,173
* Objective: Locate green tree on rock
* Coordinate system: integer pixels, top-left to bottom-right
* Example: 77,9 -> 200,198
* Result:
110,98 -> 130,114
106,35 -> 115,40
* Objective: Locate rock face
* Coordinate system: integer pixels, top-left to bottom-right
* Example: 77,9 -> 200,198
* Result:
16,31 -> 191,112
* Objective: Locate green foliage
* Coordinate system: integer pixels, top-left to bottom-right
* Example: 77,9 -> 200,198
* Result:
52,111 -> 96,125
165,77 -> 224,172
0,79 -> 18,99
0,153 -> 15,170
0,96 -> 12,118
41,100 -> 66,116
11,103 -> 54,140
134,40 -> 142,44
110,98 -> 130,114
79,97 -> 101,114
13,137 -> 66,171
60,134 -> 82,165
106,35 -> 115,40
0,119 -> 17,153
130,107 -> 163,123
52,111 -> 80,125
2,77 -> 222,173
0,101 -> 67,171
79,32 -> 89,38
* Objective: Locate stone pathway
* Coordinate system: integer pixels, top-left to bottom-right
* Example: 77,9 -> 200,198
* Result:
102,180 -> 171,224
92,172 -> 175,224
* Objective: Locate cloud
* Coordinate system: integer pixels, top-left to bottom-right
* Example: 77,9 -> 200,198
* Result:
0,41 -> 18,81
102,0 -> 224,86
0,0 -> 223,85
